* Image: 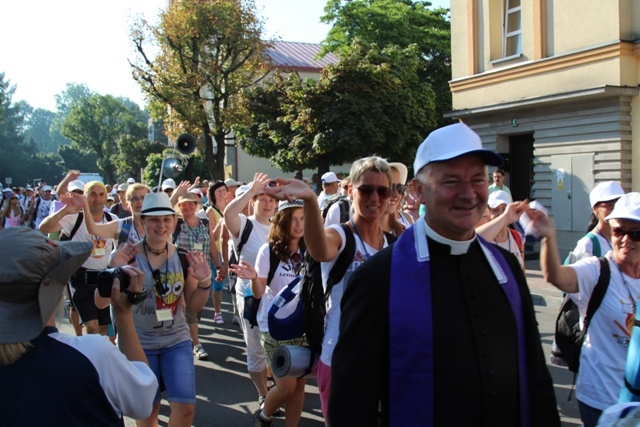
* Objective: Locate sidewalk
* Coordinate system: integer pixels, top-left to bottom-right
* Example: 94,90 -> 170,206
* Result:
525,258 -> 564,306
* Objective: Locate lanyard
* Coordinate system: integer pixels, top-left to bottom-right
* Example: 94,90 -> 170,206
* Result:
349,219 -> 379,260
187,220 -> 201,243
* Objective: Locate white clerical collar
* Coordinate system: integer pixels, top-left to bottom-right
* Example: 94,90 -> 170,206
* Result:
422,218 -> 476,255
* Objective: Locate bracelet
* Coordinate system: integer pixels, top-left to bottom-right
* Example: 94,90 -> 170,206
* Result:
198,274 -> 212,283
197,283 -> 212,290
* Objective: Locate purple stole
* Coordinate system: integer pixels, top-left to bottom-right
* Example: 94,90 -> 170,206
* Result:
389,221 -> 530,427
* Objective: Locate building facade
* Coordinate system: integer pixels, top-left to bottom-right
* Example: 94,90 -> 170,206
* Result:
448,0 -> 640,255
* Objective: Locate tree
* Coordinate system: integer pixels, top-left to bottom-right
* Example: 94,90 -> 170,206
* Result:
130,0 -> 270,180
321,0 -> 452,127
50,83 -> 93,148
23,108 -> 57,153
235,42 -> 436,174
61,94 -> 148,183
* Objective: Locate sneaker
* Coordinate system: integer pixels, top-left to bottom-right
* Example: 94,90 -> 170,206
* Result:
258,395 -> 266,409
193,343 -> 208,360
253,410 -> 272,426
272,408 -> 285,418
214,312 -> 224,324
232,315 -> 240,325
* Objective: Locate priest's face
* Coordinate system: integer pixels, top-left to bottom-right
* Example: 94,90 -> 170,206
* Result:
415,154 -> 489,241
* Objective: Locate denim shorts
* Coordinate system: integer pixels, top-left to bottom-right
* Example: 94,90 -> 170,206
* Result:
145,340 -> 196,405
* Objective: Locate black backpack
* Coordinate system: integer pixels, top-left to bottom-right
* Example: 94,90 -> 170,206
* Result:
228,219 -> 254,294
553,257 -> 610,373
322,195 -> 351,224
301,224 -> 397,354
171,217 -> 210,244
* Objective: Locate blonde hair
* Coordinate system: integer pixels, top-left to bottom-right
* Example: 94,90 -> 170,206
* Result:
2,197 -> 21,220
126,183 -> 150,201
0,342 -> 32,366
349,156 -> 392,187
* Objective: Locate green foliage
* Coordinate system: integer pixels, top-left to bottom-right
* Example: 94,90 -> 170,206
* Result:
61,94 -> 148,183
321,0 -> 452,127
130,0 -> 269,180
143,150 -> 210,187
23,108 -> 57,153
58,144 -> 100,173
236,42 -> 436,173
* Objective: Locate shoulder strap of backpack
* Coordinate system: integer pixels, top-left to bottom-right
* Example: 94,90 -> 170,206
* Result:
267,245 -> 281,286
325,223 -> 356,295
383,231 -> 398,245
587,232 -> 602,257
236,218 -> 254,258
68,212 -> 84,241
338,198 -> 350,224
172,217 -> 184,244
117,217 -> 134,247
176,246 -> 190,279
509,228 -> 523,249
583,257 -> 611,330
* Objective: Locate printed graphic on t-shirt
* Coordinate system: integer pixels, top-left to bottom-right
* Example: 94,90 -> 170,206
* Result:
153,271 -> 185,317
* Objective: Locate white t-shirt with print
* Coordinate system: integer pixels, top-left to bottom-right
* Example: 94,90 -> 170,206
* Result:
60,212 -> 115,270
320,224 -> 390,367
571,253 -> 640,410
254,243 -> 301,332
231,214 -> 270,297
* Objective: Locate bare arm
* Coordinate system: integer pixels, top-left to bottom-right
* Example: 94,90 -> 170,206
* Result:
476,201 -> 527,241
82,196 -> 119,239
223,173 -> 270,238
38,203 -> 79,234
56,169 -> 81,196
264,177 -> 341,262
528,209 -> 579,293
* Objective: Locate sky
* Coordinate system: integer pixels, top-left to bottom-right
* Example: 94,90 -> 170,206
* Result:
0,0 -> 448,112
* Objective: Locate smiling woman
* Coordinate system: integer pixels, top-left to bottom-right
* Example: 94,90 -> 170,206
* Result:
534,193 -> 640,427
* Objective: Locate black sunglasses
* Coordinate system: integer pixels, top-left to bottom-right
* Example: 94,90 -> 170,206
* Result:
391,184 -> 406,196
612,227 -> 640,242
153,269 -> 168,295
355,185 -> 391,199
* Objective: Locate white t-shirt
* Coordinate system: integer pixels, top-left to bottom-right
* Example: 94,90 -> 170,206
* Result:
254,243 -> 301,332
571,254 -> 640,409
231,215 -> 270,297
60,212 -> 115,270
320,224 -> 390,366
492,229 -> 524,269
34,198 -> 53,229
573,231 -> 612,259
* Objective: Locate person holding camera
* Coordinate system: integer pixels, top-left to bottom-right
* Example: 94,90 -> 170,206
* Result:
102,192 -> 212,427
0,228 -> 157,427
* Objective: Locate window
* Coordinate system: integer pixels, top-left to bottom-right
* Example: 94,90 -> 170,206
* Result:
503,0 -> 522,57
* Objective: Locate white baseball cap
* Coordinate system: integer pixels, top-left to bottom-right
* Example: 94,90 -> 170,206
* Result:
161,178 -> 177,190
413,123 -> 503,174
488,190 -> 513,208
321,172 -> 340,184
589,181 -> 625,208
127,178 -> 135,184
605,193 -> 640,223
389,162 -> 408,185
67,180 -> 85,193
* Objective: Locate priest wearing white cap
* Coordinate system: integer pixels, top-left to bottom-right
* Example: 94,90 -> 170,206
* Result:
328,123 -> 560,427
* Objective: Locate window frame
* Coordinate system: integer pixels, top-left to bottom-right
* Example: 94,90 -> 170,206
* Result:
502,0 -> 522,58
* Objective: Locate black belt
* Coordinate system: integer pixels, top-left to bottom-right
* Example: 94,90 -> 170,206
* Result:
71,268 -> 101,286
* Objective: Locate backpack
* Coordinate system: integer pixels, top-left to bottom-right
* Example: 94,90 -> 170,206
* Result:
228,219 -> 254,293
60,211 -> 116,242
242,244 -> 281,329
322,195 -> 351,224
171,217 -> 210,245
301,224 -> 397,354
564,232 -> 601,265
552,257 -> 610,374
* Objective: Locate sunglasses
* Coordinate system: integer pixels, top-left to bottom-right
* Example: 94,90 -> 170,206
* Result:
596,199 -> 618,208
391,184 -> 406,196
153,269 -> 169,295
355,185 -> 391,199
612,227 -> 640,242
290,252 -> 303,274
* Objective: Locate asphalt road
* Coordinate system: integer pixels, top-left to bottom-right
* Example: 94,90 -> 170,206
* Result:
55,258 -> 584,426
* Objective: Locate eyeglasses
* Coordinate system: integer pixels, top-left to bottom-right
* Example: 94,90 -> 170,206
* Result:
612,227 -> 640,242
290,252 -> 303,274
596,199 -> 618,208
153,269 -> 168,295
129,196 -> 144,203
355,185 -> 391,199
390,184 -> 406,196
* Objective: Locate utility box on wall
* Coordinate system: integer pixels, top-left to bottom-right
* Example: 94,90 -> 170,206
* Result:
551,154 -> 594,232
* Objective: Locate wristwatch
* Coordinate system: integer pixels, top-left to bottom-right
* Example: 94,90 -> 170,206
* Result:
123,288 -> 147,305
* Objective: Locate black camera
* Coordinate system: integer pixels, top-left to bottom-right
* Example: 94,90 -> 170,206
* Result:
97,267 -> 130,298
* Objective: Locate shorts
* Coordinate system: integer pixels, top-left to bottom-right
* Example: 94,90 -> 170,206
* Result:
145,340 -> 196,405
259,331 -> 308,368
237,294 -> 267,372
70,282 -> 111,326
213,278 -> 225,292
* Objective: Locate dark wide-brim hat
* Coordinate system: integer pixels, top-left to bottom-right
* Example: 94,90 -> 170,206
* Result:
0,228 -> 92,343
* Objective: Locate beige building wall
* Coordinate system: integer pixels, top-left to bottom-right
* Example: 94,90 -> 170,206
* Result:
448,0 -> 640,257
